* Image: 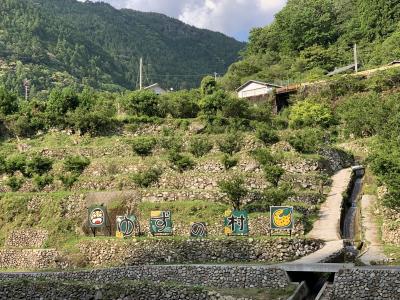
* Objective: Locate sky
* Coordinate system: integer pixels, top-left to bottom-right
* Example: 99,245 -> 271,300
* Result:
80,0 -> 286,41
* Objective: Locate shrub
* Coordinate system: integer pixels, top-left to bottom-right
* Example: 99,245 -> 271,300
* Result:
289,99 -> 335,129
200,76 -> 217,96
26,155 -> 53,176
256,124 -> 279,145
222,98 -> 250,119
69,108 -> 115,136
263,164 -> 285,187
218,133 -> 242,155
6,176 -> 24,192
64,155 -> 90,174
218,176 -> 248,210
123,90 -> 161,117
221,154 -> 238,170
33,174 -> 54,191
0,155 -> 5,174
286,128 -> 326,154
131,167 -> 162,188
160,90 -> 201,118
251,148 -> 276,166
0,86 -> 18,116
59,173 -> 79,189
131,137 -> 157,156
159,130 -> 183,152
200,90 -> 228,117
5,154 -> 27,175
189,136 -> 213,157
168,150 -> 195,172
336,92 -> 381,138
244,186 -> 293,213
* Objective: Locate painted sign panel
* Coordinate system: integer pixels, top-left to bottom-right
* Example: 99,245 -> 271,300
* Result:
150,211 -> 173,235
190,222 -> 207,238
270,206 -> 294,230
116,215 -> 138,238
224,210 -> 249,236
88,206 -> 108,228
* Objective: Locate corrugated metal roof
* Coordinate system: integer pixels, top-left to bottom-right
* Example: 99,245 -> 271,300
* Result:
327,64 -> 360,76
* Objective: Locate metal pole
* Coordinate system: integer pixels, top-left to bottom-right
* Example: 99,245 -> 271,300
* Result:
139,57 -> 143,90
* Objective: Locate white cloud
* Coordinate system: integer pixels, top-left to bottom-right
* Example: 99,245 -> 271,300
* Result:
79,0 -> 286,40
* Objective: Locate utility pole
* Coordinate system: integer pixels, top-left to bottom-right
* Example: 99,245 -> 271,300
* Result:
354,43 -> 358,73
214,72 -> 218,81
23,79 -> 30,101
139,57 -> 143,90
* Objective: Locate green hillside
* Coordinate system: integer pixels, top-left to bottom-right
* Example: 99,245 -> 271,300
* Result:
222,0 -> 400,89
0,0 -> 244,95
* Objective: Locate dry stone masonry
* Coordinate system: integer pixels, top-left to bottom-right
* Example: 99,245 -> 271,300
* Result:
5,229 -> 48,248
77,238 -> 323,267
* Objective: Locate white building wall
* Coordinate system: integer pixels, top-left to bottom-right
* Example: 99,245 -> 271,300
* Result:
238,82 -> 273,98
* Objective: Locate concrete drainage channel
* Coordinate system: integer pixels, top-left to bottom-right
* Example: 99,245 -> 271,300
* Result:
286,166 -> 365,300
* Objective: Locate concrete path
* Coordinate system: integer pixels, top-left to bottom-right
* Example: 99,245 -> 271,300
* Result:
290,240 -> 344,264
308,168 -> 352,241
359,195 -> 387,265
289,168 -> 352,264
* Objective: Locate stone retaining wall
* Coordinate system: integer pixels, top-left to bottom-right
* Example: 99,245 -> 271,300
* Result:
0,280 -> 234,300
77,238 -> 323,267
0,249 -> 58,270
332,268 -> 400,299
5,229 -> 48,248
0,265 -> 290,289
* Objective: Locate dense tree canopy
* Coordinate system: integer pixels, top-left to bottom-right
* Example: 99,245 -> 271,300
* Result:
0,0 -> 244,96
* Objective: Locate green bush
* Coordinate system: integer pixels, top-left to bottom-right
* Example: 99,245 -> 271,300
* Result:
245,186 -> 293,213
189,136 -> 213,157
286,128 -> 326,154
64,155 -> 90,174
123,90 -> 161,117
336,92 -> 381,138
5,154 -> 27,175
256,124 -> 279,145
218,176 -> 248,210
59,173 -> 79,189
168,150 -> 195,172
0,155 -> 6,174
6,176 -> 24,192
160,132 -> 183,152
217,133 -> 242,155
33,174 -> 54,191
263,164 -> 285,187
221,154 -> 239,170
131,137 -> 157,156
251,148 -> 276,166
160,90 -> 200,118
26,155 -> 53,176
131,167 -> 162,188
221,98 -> 250,119
0,85 -> 18,116
289,99 -> 335,129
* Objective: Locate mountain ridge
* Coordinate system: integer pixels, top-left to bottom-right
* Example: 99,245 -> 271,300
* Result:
0,0 -> 244,95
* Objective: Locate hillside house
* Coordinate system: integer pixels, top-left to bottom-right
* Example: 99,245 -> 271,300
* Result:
144,83 -> 167,95
236,80 -> 281,99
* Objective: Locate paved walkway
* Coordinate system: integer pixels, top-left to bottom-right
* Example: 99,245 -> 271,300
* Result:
290,168 -> 352,264
359,195 -> 387,265
308,168 -> 352,241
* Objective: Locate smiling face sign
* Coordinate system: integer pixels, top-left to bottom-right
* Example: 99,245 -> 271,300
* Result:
88,206 -> 107,228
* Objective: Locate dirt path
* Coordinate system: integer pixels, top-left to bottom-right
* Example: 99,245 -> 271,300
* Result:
359,195 -> 387,265
308,168 -> 352,241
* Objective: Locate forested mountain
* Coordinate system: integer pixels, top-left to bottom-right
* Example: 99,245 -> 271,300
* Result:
0,0 -> 244,96
222,0 -> 400,90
